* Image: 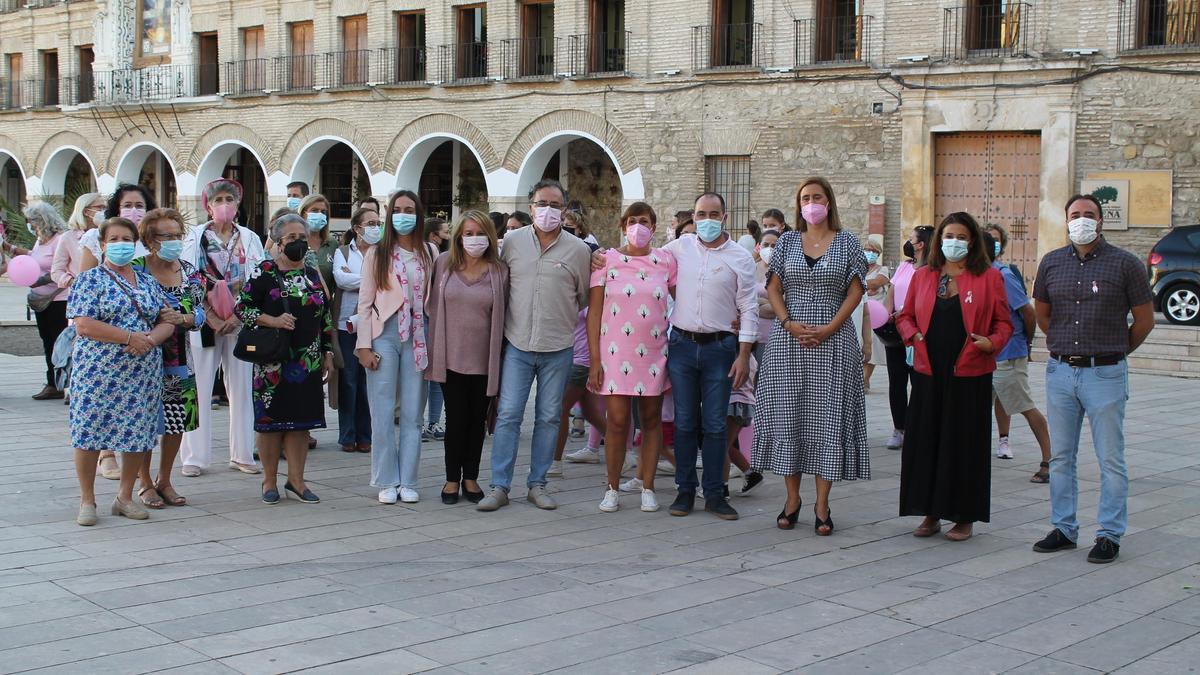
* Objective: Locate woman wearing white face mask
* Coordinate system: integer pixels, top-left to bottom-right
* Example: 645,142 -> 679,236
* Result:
862,234 -> 891,390
752,228 -> 780,364
51,192 -> 105,291
425,211 -> 508,504
331,207 -> 380,454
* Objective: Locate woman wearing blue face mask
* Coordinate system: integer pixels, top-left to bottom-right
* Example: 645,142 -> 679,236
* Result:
68,217 -> 176,526
331,207 -> 381,453
356,190 -> 437,505
133,209 -> 205,509
298,194 -> 338,293
896,212 -> 1013,542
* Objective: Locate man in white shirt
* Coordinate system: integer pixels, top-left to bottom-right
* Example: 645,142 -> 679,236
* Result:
663,192 -> 757,520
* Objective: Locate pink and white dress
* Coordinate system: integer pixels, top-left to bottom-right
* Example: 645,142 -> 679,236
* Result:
589,248 -> 677,396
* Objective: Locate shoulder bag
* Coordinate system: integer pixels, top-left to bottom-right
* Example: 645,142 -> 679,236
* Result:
233,269 -> 293,365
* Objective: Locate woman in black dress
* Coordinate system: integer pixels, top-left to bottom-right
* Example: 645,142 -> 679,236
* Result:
235,213 -> 334,505
896,212 -> 1012,541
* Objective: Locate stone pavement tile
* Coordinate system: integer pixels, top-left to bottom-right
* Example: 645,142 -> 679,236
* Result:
452,623 -> 666,674
1003,657 -> 1105,674
0,567 -> 41,588
50,553 -> 266,594
291,648 -> 443,674
688,600 -> 864,654
590,575 -> 768,622
1111,633 -> 1200,674
217,619 -> 458,674
0,545 -> 84,570
219,517 -> 403,553
17,643 -> 211,675
793,627 -> 975,674
1095,565 -> 1200,615
82,564 -> 308,610
738,613 -> 919,670
667,654 -> 781,675
828,570 -> 980,612
987,603 -> 1144,655
894,642 -> 1038,674
148,660 -> 242,674
550,637 -> 727,675
0,596 -> 104,629
1119,539 -> 1200,571
389,569 -> 584,616
152,590 -> 379,642
882,579 -> 1042,627
407,608 -> 619,665
634,586 -> 813,640
112,576 -> 352,624
0,534 -> 60,554
0,611 -> 135,650
182,604 -> 417,659
934,593 -> 1089,641
1051,616 -> 1199,671
1042,561 -> 1180,604
1150,593 -> 1200,627
0,580 -> 76,608
0,626 -> 169,674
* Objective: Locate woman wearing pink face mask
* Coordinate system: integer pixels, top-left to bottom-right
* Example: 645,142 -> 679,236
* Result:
79,184 -> 155,273
586,201 -> 677,514
424,211 -> 508,504
178,179 -> 266,478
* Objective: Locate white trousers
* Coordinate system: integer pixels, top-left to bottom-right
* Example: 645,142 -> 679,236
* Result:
180,331 -> 257,468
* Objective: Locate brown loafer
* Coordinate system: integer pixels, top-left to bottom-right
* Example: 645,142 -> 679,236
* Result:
32,385 -> 64,400
357,443 -> 371,453
945,524 -> 973,541
913,523 -> 942,538
341,444 -> 356,453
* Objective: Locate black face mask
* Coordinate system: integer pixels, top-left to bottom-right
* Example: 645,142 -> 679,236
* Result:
283,239 -> 308,263
902,240 -> 915,260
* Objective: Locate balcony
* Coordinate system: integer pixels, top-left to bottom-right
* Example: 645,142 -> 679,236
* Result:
501,36 -> 557,80
436,42 -> 490,84
93,63 -> 221,103
377,46 -> 427,85
794,15 -> 873,67
1118,0 -> 1200,52
942,3 -> 1031,60
567,31 -> 631,77
224,58 -> 268,96
692,22 -> 763,71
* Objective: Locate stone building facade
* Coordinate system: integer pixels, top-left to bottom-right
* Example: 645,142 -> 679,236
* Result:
0,0 -> 1197,270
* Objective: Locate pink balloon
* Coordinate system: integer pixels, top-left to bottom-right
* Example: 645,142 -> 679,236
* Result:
867,299 -> 890,330
7,255 -> 41,287
738,422 -> 754,463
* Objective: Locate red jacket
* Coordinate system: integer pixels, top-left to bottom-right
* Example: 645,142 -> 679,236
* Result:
896,266 -> 1013,377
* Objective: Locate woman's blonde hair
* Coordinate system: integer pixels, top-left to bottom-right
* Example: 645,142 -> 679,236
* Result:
298,194 -> 331,241
68,192 -> 103,230
448,210 -> 500,270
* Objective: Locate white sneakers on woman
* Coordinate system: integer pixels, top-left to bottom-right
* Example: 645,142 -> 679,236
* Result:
378,487 -> 398,504
399,487 -> 419,503
640,489 -> 659,512
599,487 -> 659,512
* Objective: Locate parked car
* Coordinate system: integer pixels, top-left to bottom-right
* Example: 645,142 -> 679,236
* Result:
1149,224 -> 1200,325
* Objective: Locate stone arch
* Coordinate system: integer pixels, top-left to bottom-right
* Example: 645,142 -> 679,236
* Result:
385,113 -> 500,177
37,146 -> 100,197
504,110 -> 644,201
183,123 -> 280,175
34,131 -> 101,178
112,140 -> 179,186
194,140 -> 273,190
105,132 -> 181,177
280,118 -> 382,179
0,135 -> 30,177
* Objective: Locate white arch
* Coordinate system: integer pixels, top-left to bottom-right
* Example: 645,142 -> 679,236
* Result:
195,140 -> 270,193
40,146 -> 98,196
0,149 -> 32,202
114,141 -> 178,188
394,133 -> 495,194
288,135 -> 390,197
511,130 -> 645,201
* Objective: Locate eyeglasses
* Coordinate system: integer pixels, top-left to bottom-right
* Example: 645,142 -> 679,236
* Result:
361,221 -> 381,228
531,201 -> 565,209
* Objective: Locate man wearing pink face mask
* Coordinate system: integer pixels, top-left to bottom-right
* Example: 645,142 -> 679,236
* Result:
179,179 -> 265,477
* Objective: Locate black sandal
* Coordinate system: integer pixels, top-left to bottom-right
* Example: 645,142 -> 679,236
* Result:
777,498 -> 802,530
814,507 -> 834,536
1031,461 -> 1050,484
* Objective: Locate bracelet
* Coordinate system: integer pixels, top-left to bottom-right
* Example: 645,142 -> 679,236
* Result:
124,331 -> 132,345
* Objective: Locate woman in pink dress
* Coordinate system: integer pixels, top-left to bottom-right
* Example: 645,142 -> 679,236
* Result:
588,202 -> 677,513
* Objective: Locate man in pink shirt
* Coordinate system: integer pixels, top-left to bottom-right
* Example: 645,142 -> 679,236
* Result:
663,192 -> 757,520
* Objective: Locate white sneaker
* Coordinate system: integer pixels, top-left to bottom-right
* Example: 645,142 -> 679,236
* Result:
621,454 -> 638,476
547,460 -> 563,477
997,436 -> 1013,459
729,465 -> 744,479
565,447 -> 601,464
378,487 -> 398,504
640,489 -> 660,512
619,477 -> 643,492
181,465 -> 201,477
599,487 -> 620,512
887,430 -> 905,450
399,487 -> 419,503
657,460 -> 675,476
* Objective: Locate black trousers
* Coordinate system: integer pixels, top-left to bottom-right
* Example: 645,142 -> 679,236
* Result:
35,300 -> 68,388
884,343 -> 911,431
441,370 -> 489,482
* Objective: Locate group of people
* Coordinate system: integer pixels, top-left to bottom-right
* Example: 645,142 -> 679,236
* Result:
7,174 -> 1151,565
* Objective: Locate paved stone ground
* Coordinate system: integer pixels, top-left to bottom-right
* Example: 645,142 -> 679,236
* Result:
1,350 -> 1198,675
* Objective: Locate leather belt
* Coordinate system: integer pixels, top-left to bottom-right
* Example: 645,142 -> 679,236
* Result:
1050,353 -> 1125,368
672,327 -> 733,344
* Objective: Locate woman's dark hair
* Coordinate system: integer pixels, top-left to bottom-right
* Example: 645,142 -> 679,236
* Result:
508,210 -> 532,227
746,219 -> 761,242
673,214 -> 694,240
105,183 -> 156,219
489,211 -> 507,232
794,177 -> 842,232
981,230 -> 998,264
926,211 -> 991,276
373,189 -> 427,291
620,201 -> 658,228
424,217 -> 447,241
100,217 -> 139,242
761,208 -> 788,230
342,207 -> 377,245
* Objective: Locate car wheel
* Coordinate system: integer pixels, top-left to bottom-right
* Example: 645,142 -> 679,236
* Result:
1163,283 -> 1200,325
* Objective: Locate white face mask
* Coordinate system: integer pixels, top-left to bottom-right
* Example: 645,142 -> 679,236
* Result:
92,211 -> 106,228
758,246 -> 773,264
1067,217 -> 1099,246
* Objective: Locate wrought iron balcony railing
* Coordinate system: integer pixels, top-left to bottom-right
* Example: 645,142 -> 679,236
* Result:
692,22 -> 763,71
942,3 -> 1032,59
501,36 -> 557,79
1118,0 -> 1200,52
566,31 -> 631,76
794,15 -> 873,66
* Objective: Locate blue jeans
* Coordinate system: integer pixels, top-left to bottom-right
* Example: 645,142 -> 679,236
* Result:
337,330 -> 372,446
1045,358 -> 1129,545
365,315 -> 427,489
667,332 -> 737,498
489,344 -> 573,491
426,382 -> 444,428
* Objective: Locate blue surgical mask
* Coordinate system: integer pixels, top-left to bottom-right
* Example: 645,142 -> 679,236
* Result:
864,251 -> 879,265
695,218 -> 723,243
941,239 -> 969,262
105,242 -> 137,266
305,212 -> 327,232
360,225 -> 383,245
157,240 -> 184,262
287,197 -> 302,210
993,241 -> 1002,257
391,213 -> 417,235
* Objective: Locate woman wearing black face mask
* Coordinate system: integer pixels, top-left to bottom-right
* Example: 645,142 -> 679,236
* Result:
878,226 -> 934,452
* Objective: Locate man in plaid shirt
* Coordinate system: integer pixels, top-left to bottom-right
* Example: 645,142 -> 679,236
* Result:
1030,194 -> 1155,564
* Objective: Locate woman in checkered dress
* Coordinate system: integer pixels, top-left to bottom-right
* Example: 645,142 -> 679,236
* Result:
752,177 -> 870,535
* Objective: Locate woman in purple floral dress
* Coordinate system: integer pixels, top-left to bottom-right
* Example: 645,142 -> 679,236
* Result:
235,214 -> 334,504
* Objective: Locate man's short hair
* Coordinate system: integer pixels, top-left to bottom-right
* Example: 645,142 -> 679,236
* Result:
287,181 -> 310,197
1065,193 -> 1102,219
695,192 -> 726,212
528,179 -> 568,204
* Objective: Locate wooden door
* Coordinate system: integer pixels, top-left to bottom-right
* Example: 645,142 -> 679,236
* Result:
341,15 -> 368,84
242,27 -> 265,91
396,12 -> 425,82
41,51 -> 59,106
8,53 -> 22,107
77,46 -> 94,103
290,22 -> 314,88
934,131 -> 1041,284
198,33 -> 219,95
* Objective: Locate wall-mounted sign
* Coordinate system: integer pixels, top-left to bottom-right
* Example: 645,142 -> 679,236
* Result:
1085,170 -> 1173,227
135,0 -> 173,67
1080,179 -> 1129,231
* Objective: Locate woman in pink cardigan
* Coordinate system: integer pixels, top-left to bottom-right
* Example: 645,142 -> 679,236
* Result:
425,211 -> 509,504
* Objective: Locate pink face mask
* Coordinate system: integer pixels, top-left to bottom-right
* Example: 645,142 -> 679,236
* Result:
625,222 -> 653,248
534,206 -> 562,233
462,235 -> 489,258
211,202 -> 238,225
801,202 -> 828,226
120,207 -> 146,225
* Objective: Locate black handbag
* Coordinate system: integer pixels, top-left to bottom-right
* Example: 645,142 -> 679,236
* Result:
873,320 -> 904,349
234,270 -> 292,365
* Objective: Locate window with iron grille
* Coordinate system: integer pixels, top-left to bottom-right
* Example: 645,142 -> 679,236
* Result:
706,156 -> 752,239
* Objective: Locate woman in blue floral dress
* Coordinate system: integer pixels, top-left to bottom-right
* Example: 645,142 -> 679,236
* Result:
68,218 -> 174,526
235,213 -> 334,505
